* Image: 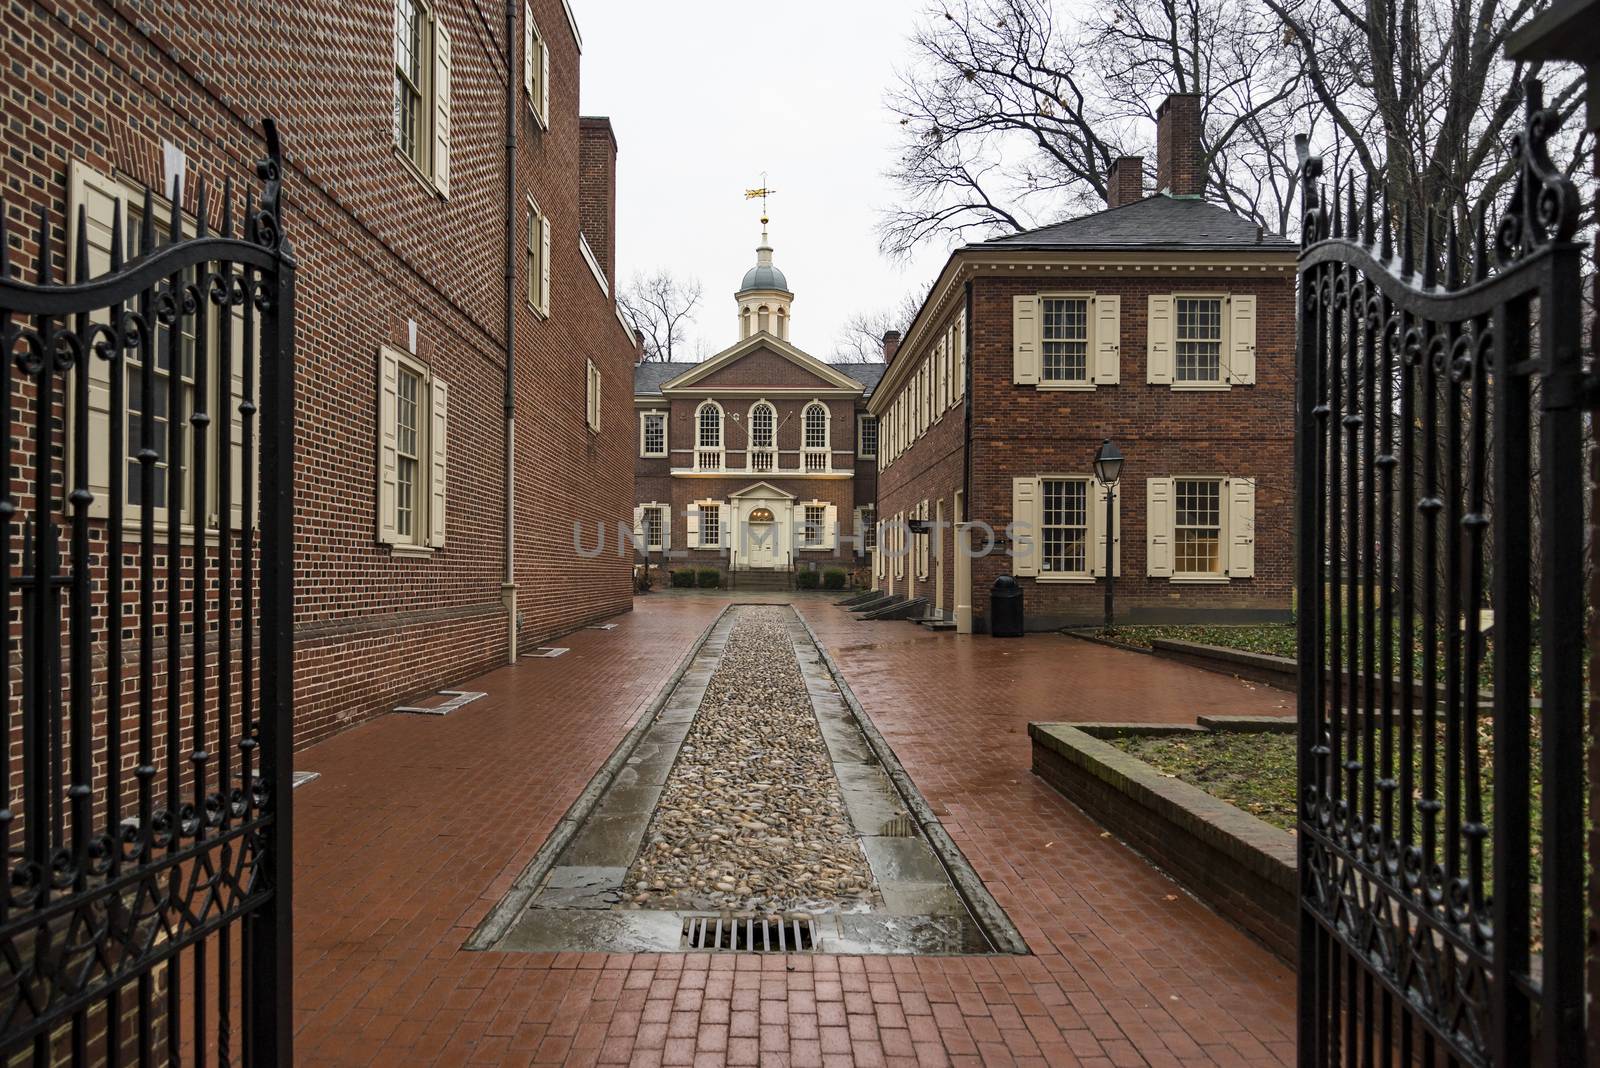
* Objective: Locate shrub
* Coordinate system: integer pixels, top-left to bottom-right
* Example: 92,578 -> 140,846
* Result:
822,568 -> 847,590
696,568 -> 721,589
795,570 -> 821,590
670,569 -> 696,589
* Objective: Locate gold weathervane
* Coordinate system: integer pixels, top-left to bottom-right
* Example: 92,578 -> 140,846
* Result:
744,177 -> 776,237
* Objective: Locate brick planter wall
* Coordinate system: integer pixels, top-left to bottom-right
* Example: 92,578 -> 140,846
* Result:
1028,722 -> 1297,961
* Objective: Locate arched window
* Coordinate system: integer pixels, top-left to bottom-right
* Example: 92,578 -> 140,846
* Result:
776,307 -> 788,339
758,306 -> 770,334
741,307 -> 752,338
749,401 -> 776,472
696,402 -> 723,470
803,402 -> 829,472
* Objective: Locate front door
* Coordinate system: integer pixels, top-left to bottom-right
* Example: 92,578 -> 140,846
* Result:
746,507 -> 779,568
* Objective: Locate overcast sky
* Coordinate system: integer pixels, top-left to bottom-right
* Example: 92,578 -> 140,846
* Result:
579,0 -> 951,362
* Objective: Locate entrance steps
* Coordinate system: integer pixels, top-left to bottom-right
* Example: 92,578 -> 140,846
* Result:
916,616 -> 957,631
730,570 -> 792,592
849,593 -> 901,614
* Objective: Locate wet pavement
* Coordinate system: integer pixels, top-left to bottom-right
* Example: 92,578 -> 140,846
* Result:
291,591 -> 1295,1066
480,605 -> 1008,956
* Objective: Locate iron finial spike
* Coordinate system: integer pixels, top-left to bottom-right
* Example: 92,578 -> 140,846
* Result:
74,205 -> 89,283
34,205 -> 50,287
168,176 -> 183,243
141,186 -> 156,257
1473,207 -> 1489,282
1331,170 -> 1343,238
221,176 -> 234,239
0,198 -> 11,280
244,191 -> 256,244
1363,177 -> 1374,246
1446,217 -> 1460,290
1380,185 -> 1393,262
195,175 -> 208,239
1400,203 -> 1414,278
1422,211 -> 1437,288
110,198 -> 124,272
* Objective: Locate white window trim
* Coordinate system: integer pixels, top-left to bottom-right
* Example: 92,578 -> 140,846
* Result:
1035,474 -> 1096,583
695,499 -> 725,548
695,400 -> 724,470
585,359 -> 601,432
526,195 -> 551,318
801,401 -> 831,473
638,501 -> 668,552
579,232 -> 609,296
1169,473 -> 1230,582
856,414 -> 877,459
1169,293 -> 1232,392
378,344 -> 448,554
1036,292 -> 1097,391
639,410 -> 667,458
526,6 -> 550,129
392,0 -> 450,198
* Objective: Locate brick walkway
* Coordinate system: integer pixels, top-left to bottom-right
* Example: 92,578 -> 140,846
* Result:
292,593 -> 1294,1066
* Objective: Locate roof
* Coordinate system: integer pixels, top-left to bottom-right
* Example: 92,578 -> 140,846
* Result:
634,359 -> 886,397
739,263 -> 790,292
975,194 -> 1296,252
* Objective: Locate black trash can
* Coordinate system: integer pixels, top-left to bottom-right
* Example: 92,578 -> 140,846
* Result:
990,575 -> 1024,637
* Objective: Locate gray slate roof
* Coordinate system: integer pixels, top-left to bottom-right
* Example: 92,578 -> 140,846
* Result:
976,195 -> 1295,252
633,360 -> 885,398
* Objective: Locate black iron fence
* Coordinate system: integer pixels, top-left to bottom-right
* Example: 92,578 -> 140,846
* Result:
0,121 -> 295,1065
1294,83 -> 1587,1065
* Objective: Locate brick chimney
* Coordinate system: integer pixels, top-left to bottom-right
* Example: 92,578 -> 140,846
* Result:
1105,155 -> 1144,208
578,117 -> 618,289
881,330 -> 902,362
1155,94 -> 1204,197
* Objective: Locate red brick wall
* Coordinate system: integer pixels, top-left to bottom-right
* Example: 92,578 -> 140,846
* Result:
2,0 -> 633,748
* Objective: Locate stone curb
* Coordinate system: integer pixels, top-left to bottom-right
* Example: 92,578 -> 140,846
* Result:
465,604 -> 734,951
795,613 -> 1030,956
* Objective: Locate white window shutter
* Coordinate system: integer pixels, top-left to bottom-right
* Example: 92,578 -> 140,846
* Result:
632,505 -> 645,546
686,503 -> 701,548
1227,477 -> 1256,577
428,377 -> 448,547
660,506 -> 672,550
1147,295 -> 1174,384
377,349 -> 400,544
1012,295 -> 1039,385
956,311 -> 967,399
67,162 -> 120,520
824,503 -> 838,549
523,4 -> 534,96
1090,479 -> 1121,577
1094,294 -> 1121,385
539,215 -> 552,313
539,34 -> 551,128
432,18 -> 452,197
1010,477 -> 1039,577
1146,477 -> 1174,577
228,304 -> 257,529
1229,294 -> 1257,385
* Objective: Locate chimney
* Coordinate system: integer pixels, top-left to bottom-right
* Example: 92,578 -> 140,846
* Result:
578,117 -> 618,289
1105,155 -> 1144,208
633,328 -> 645,364
1155,94 -> 1204,197
881,330 -> 902,362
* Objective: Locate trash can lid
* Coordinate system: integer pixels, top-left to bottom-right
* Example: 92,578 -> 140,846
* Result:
993,575 -> 1019,589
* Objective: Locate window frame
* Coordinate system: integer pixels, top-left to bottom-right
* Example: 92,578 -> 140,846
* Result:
526,195 -> 550,316
641,502 -> 667,552
1172,475 -> 1226,578
525,4 -> 549,128
380,345 -> 446,552
639,410 -> 667,458
695,401 -> 724,470
856,414 -> 877,460
1038,476 -> 1093,579
1038,294 -> 1094,388
586,359 -> 602,432
699,501 -> 723,548
1172,293 -> 1229,390
393,0 -> 430,173
802,401 -> 830,473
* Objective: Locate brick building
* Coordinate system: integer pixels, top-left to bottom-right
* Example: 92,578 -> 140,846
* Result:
633,228 -> 883,584
871,94 -> 1297,631
2,0 -> 636,746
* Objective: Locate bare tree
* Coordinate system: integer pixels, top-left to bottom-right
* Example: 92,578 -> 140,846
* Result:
619,270 -> 704,363
833,291 -> 927,362
879,0 -> 1317,258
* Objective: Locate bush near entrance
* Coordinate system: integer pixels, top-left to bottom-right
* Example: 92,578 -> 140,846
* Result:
696,568 -> 721,589
796,570 -> 820,590
822,569 -> 847,590
670,569 -> 696,589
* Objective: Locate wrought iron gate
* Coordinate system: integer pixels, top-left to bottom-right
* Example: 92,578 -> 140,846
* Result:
1295,83 -> 1587,1065
0,120 -> 295,1065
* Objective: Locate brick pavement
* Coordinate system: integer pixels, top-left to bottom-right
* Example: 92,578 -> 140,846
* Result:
292,592 -> 1294,1066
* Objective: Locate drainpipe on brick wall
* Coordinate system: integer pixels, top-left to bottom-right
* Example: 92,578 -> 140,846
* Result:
955,279 -> 975,634
501,0 -> 519,662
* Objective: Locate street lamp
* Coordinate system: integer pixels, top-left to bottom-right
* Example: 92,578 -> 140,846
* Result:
1093,439 -> 1123,632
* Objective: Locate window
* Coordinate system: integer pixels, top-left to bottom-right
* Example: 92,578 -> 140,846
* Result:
758,306 -> 770,334
523,2 -> 549,128
1175,298 -> 1223,383
1174,478 -> 1223,574
640,504 -> 666,551
393,0 -> 451,194
586,359 -> 602,432
696,402 -> 723,469
640,411 -> 666,457
1041,298 -> 1089,383
1041,479 -> 1090,575
803,402 -> 829,472
804,505 -> 826,548
67,161 -> 258,530
858,506 -> 877,550
749,402 -> 776,472
857,415 -> 877,459
379,346 -> 449,550
741,308 -> 752,338
700,503 -> 722,547
526,197 -> 550,314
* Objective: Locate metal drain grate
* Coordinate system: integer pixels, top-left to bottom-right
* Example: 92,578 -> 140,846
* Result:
680,914 -> 817,953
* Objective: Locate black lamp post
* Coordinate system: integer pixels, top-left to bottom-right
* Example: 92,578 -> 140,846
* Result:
1093,438 -> 1123,631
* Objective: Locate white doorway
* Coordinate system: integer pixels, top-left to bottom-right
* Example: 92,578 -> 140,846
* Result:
745,507 -> 780,568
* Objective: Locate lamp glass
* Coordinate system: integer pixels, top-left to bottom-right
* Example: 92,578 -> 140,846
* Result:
1093,439 -> 1124,484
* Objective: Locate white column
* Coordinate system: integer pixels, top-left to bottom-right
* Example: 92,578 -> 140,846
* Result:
954,523 -> 973,634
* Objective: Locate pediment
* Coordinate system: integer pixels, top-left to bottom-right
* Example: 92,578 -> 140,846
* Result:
661,333 -> 862,394
728,481 -> 796,500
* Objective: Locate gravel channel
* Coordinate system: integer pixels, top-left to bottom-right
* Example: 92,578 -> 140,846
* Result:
622,605 -> 877,913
